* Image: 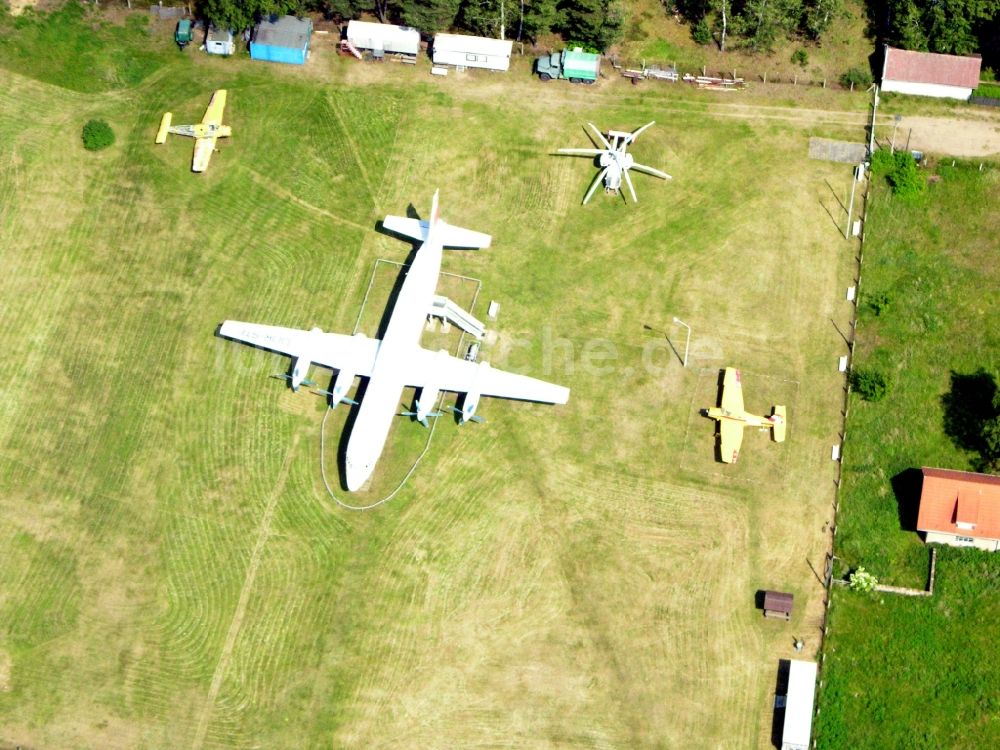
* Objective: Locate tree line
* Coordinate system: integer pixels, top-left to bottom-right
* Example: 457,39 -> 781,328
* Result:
870,0 -> 1000,65
677,0 -> 1000,68
196,0 -> 627,51
196,0 -> 1000,68
676,0 -> 845,52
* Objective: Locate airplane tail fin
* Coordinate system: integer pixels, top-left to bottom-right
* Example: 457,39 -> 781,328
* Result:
771,405 -> 787,442
429,189 -> 441,228
156,113 -> 172,144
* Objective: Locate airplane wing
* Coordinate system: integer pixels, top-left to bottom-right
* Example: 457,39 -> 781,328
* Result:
382,216 -> 491,249
192,136 -> 217,172
719,419 -> 743,463
219,321 -> 380,376
721,367 -> 744,412
409,349 -> 569,404
202,89 -> 227,126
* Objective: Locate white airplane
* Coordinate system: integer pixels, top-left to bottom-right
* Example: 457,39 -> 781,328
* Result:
219,191 -> 570,491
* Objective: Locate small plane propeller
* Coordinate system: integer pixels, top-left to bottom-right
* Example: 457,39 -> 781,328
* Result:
446,405 -> 485,424
400,400 -> 443,428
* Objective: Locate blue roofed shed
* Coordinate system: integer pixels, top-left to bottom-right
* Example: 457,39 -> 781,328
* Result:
251,16 -> 313,65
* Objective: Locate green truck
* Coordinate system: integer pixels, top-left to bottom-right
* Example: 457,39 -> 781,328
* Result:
175,19 -> 195,49
535,47 -> 600,84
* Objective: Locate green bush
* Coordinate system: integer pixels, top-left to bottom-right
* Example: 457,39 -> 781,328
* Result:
888,151 -> 925,200
973,82 -> 1000,98
564,41 -> 600,55
81,119 -> 114,151
848,566 -> 878,592
691,18 -> 712,46
868,292 -> 891,317
791,48 -> 808,67
869,148 -> 894,176
839,66 -> 873,89
850,367 -> 891,402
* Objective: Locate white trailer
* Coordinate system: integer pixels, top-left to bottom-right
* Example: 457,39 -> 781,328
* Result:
432,33 -> 513,72
781,660 -> 817,750
346,20 -> 420,57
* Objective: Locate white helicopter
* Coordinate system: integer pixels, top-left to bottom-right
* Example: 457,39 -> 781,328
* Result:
557,121 -> 671,204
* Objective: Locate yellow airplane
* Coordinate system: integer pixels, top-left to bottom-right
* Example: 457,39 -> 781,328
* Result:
155,90 -> 231,173
703,367 -> 786,463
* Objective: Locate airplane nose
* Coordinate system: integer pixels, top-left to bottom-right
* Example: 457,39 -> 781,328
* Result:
345,459 -> 372,492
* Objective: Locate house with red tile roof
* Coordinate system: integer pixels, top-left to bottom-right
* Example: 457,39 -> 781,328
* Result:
916,467 -> 1000,551
881,45 -> 982,100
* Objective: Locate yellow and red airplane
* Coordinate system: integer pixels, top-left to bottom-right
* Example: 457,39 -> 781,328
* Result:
703,367 -> 786,463
155,90 -> 231,173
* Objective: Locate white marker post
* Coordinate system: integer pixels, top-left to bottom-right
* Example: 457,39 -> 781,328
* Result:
673,316 -> 691,368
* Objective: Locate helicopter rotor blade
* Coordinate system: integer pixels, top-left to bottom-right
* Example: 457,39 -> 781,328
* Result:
622,167 -> 638,203
583,166 -> 609,204
631,162 -> 672,180
587,122 -> 613,151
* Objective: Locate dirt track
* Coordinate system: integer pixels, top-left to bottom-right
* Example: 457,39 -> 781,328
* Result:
894,115 -> 1000,157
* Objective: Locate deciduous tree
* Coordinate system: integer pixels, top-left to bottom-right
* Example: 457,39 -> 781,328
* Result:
198,0 -> 305,33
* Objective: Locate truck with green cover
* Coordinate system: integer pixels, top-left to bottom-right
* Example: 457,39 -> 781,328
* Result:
535,47 -> 600,84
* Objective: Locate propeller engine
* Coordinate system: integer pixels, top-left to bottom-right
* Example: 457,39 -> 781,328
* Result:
288,357 -> 315,391
282,328 -> 324,390
314,368 -> 358,407
401,397 -> 443,428
449,389 -> 485,424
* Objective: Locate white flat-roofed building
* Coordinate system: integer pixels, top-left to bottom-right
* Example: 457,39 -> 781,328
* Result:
432,33 -> 513,72
781,660 -> 817,750
346,20 -> 420,56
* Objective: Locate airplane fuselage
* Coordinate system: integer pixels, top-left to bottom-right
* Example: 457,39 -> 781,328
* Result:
706,407 -> 781,428
170,123 -> 233,139
343,226 -> 445,490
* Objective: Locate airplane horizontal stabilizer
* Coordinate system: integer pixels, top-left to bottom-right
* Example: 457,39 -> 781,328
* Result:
156,113 -> 172,144
382,216 -> 428,243
439,224 -> 491,249
772,406 -> 787,442
382,216 -> 491,249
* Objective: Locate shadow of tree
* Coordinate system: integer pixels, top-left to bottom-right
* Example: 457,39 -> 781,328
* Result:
941,370 -> 999,466
891,467 -> 923,532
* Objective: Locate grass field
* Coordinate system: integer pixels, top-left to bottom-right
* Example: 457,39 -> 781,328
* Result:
0,6 -> 859,748
813,164 -> 1000,749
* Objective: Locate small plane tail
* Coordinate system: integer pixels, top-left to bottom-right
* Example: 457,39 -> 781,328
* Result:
156,112 -> 172,144
771,405 -> 787,442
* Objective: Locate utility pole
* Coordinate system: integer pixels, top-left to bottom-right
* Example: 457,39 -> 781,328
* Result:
890,114 -> 902,154
868,84 -> 880,155
845,163 -> 861,240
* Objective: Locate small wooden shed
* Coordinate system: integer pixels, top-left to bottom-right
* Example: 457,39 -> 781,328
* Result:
763,590 -> 793,620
